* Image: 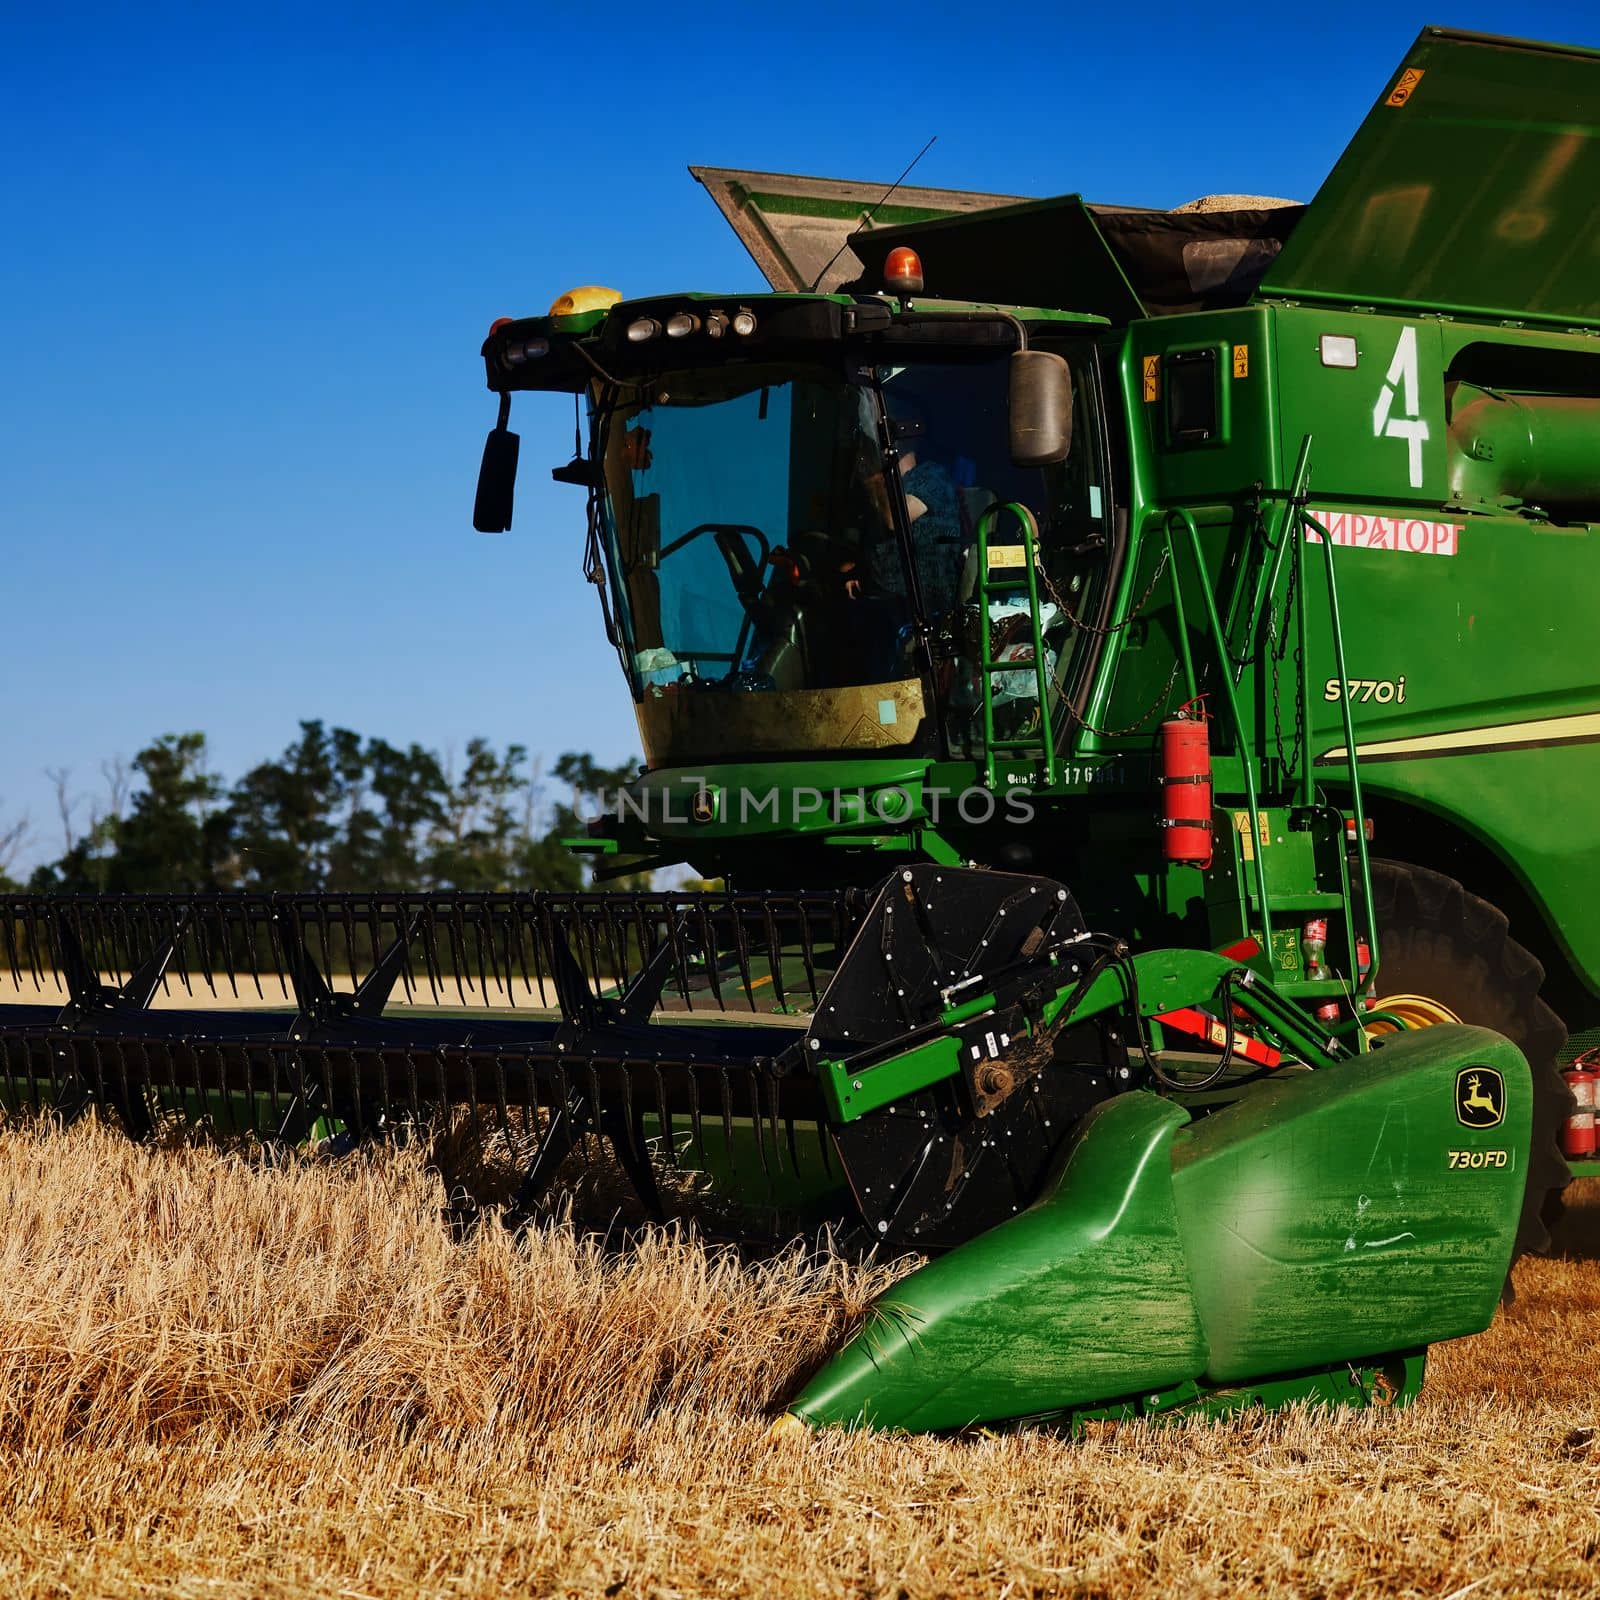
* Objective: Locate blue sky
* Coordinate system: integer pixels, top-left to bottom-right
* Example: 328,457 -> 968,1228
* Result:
4,0 -> 1595,867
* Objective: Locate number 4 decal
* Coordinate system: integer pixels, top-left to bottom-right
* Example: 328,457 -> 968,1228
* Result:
1373,325 -> 1429,488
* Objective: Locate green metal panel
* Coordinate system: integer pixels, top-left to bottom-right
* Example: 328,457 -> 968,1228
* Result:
789,1094 -> 1207,1431
1130,308 -> 1282,506
1273,308 -> 1449,505
1172,1023 -> 1529,1381
793,1024 -> 1529,1440
1258,28 -> 1600,328
791,1022 -> 1528,1432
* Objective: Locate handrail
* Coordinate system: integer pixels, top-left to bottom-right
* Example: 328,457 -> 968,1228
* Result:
1301,502 -> 1381,1010
974,502 -> 1058,788
1234,436 -> 1315,687
1163,508 -> 1275,963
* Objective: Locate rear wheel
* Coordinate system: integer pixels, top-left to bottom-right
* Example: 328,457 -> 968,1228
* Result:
1368,859 -> 1572,1258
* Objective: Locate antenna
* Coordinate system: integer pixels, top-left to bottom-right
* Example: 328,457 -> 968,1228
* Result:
808,134 -> 938,293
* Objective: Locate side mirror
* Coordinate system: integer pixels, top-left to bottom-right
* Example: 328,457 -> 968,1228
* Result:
1008,350 -> 1073,467
473,424 -> 520,532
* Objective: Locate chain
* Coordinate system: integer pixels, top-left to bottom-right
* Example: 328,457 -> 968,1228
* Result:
1053,660 -> 1181,739
1024,534 -> 1178,739
1037,546 -> 1170,639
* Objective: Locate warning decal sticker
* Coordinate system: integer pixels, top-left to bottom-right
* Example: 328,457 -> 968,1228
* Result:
1386,67 -> 1425,107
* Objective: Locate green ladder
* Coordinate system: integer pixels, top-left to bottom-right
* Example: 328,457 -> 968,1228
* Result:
975,502 -> 1057,789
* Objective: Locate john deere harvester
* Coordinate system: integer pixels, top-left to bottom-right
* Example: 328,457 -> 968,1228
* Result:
2,26 -> 1594,1433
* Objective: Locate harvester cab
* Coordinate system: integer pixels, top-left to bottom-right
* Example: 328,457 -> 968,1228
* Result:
5,26 -> 1592,1435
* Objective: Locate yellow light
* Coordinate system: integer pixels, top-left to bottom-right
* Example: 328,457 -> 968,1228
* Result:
548,285 -> 623,317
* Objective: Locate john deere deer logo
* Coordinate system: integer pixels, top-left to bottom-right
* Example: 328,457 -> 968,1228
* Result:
1455,1067 -> 1505,1129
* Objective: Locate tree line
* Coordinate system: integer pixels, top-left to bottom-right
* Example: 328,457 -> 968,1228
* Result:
2,722 -> 641,894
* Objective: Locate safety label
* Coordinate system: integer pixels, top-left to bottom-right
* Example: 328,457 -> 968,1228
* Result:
1386,67 -> 1425,107
1306,510 -> 1460,558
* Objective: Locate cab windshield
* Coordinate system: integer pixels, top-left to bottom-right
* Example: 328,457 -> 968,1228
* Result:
592,349 -> 1109,762
597,364 -> 906,699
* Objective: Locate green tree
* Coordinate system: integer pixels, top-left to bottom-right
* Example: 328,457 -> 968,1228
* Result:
228,720 -> 351,888
427,738 -> 527,889
64,733 -> 230,891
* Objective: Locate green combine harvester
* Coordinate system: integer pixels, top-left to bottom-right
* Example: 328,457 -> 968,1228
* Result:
3,26 -> 1596,1433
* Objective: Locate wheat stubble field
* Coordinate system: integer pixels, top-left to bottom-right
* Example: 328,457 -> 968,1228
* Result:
0,1125 -> 1594,1600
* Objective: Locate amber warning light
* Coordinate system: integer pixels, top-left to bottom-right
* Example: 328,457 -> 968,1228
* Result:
884,247 -> 924,295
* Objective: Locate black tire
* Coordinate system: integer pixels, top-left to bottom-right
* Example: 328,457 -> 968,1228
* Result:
1369,859 -> 1572,1259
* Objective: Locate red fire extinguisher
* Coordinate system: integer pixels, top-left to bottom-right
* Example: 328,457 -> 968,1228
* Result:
1565,1050 -> 1599,1161
1159,703 -> 1213,868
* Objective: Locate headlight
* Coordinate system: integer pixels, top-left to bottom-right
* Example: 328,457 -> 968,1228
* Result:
704,310 -> 729,338
665,311 -> 701,338
731,310 -> 757,336
503,337 -> 549,367
626,318 -> 662,342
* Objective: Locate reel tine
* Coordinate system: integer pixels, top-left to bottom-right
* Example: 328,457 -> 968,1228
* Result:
155,900 -> 189,1000
583,1060 -> 605,1167
749,1071 -> 772,1193
759,897 -> 789,1013
240,898 -> 267,1001
465,1050 -> 483,1152
581,904 -> 607,1005
528,901 -> 553,1013
553,1057 -> 574,1166
766,1064 -> 785,1176
506,901 -> 534,1010
207,901 -> 236,1000
306,899 -> 327,1002
492,1048 -> 510,1133
1,899 -> 23,990
727,896 -> 757,1010
187,902 -> 214,999
388,909 -> 412,1007
116,1039 -> 143,1138
448,900 -> 469,1008
617,1055 -> 636,1141
652,1064 -> 673,1170
816,1115 -> 836,1178
339,899 -> 360,993
695,900 -> 725,1012
364,898 -> 385,1000
662,906 -> 693,1010
597,901 -> 627,998
480,900 -> 505,1005
784,1099 -> 803,1175
719,1063 -> 735,1173
98,901 -> 123,992
421,904 -> 446,1003
795,897 -> 822,1006
685,1065 -> 705,1163
406,1045 -> 425,1128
